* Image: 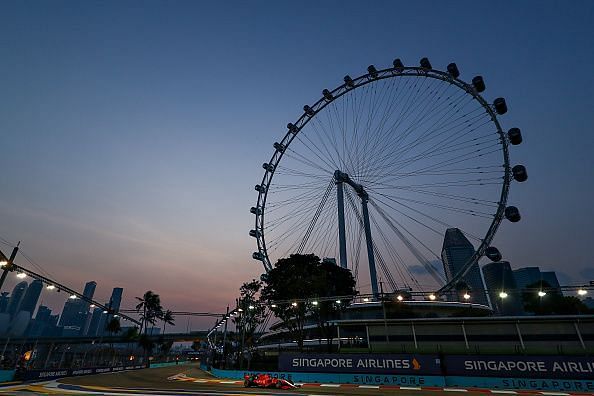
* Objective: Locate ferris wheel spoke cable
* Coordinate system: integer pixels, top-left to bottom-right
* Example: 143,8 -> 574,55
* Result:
296,180 -> 335,254
366,185 -> 499,208
372,188 -> 494,220
344,189 -> 399,290
387,125 -> 499,175
368,208 -> 417,289
372,193 -> 483,243
371,200 -> 445,285
370,108 -> 489,178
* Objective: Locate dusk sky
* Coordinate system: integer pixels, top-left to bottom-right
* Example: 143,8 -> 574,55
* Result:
1,1 -> 593,330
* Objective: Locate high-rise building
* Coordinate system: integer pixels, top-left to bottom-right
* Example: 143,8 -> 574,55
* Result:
513,267 -> 541,291
0,292 -> 9,313
59,281 -> 98,334
109,288 -> 123,312
35,305 -> 52,323
86,307 -> 104,336
541,271 -> 561,291
7,281 -> 28,318
82,281 -> 97,301
513,267 -> 563,295
482,261 -> 523,316
19,279 -> 43,314
29,305 -> 52,337
441,228 -> 488,306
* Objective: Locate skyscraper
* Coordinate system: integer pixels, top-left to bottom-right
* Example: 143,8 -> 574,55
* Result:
513,267 -> 541,291
109,288 -> 123,312
513,267 -> 563,296
0,292 -> 9,313
19,279 -> 43,314
441,228 -> 488,306
7,281 -> 28,318
86,307 -> 104,336
482,261 -> 523,316
59,280 -> 98,334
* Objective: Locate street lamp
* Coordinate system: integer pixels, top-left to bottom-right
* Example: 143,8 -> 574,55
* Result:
463,293 -> 471,300
538,291 -> 546,297
69,294 -> 77,299
499,291 -> 508,299
428,294 -> 436,301
577,289 -> 588,296
335,300 -> 341,304
16,272 -> 26,279
291,302 -> 298,307
46,285 -> 55,290
312,301 -> 318,306
362,298 -> 370,302
396,295 -> 404,301
0,261 -> 7,268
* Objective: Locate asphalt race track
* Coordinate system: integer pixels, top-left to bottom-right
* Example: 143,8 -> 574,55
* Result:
0,364 -> 587,395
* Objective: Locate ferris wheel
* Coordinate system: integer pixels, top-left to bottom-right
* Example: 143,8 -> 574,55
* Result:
250,58 -> 526,297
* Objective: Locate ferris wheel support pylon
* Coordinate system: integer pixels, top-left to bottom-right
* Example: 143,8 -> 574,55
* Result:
334,170 -> 379,297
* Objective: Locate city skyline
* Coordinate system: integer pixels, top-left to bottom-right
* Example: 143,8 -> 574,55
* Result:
1,1 -> 593,330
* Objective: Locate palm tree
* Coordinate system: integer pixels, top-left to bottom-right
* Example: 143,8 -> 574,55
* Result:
105,318 -> 121,366
135,291 -> 163,335
161,310 -> 175,335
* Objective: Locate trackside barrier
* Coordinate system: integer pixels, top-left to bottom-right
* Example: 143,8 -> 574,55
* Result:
210,367 -> 445,387
20,364 -> 148,381
149,360 -> 187,368
208,353 -> 594,391
0,370 -> 15,383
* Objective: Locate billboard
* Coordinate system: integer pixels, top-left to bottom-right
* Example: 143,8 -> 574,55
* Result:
278,353 -> 442,375
444,355 -> 594,379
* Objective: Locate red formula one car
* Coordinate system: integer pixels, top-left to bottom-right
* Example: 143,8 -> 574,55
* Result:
243,373 -> 300,389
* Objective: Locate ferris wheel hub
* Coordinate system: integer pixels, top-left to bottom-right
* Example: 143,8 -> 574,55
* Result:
334,170 -> 368,200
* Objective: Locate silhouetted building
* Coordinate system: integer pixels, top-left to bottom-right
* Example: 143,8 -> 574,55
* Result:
19,279 -> 43,314
541,271 -> 561,291
29,305 -> 52,337
35,305 -> 52,323
86,307 -> 104,336
109,288 -> 123,312
59,281 -> 99,334
513,267 -> 541,291
7,281 -> 28,318
513,267 -> 563,295
441,228 -> 488,306
0,292 -> 9,313
482,261 -> 523,316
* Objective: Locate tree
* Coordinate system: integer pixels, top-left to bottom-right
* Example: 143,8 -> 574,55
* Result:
105,318 -> 121,365
233,279 -> 266,369
523,281 -> 592,315
308,260 -> 357,351
135,291 -> 163,335
260,254 -> 356,351
138,334 -> 155,363
160,310 -> 175,335
106,317 -> 121,336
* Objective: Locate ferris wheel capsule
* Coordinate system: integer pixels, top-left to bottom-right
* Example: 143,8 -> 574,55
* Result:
472,76 -> 486,92
420,57 -> 432,69
505,206 -> 521,222
512,165 -> 528,182
392,58 -> 404,71
485,246 -> 502,262
508,128 -> 523,145
494,97 -> 508,115
344,75 -> 355,87
447,63 -> 460,78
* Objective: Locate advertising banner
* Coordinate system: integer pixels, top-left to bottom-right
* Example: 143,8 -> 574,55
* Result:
444,355 -> 594,379
21,364 -> 147,381
278,353 -> 441,375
